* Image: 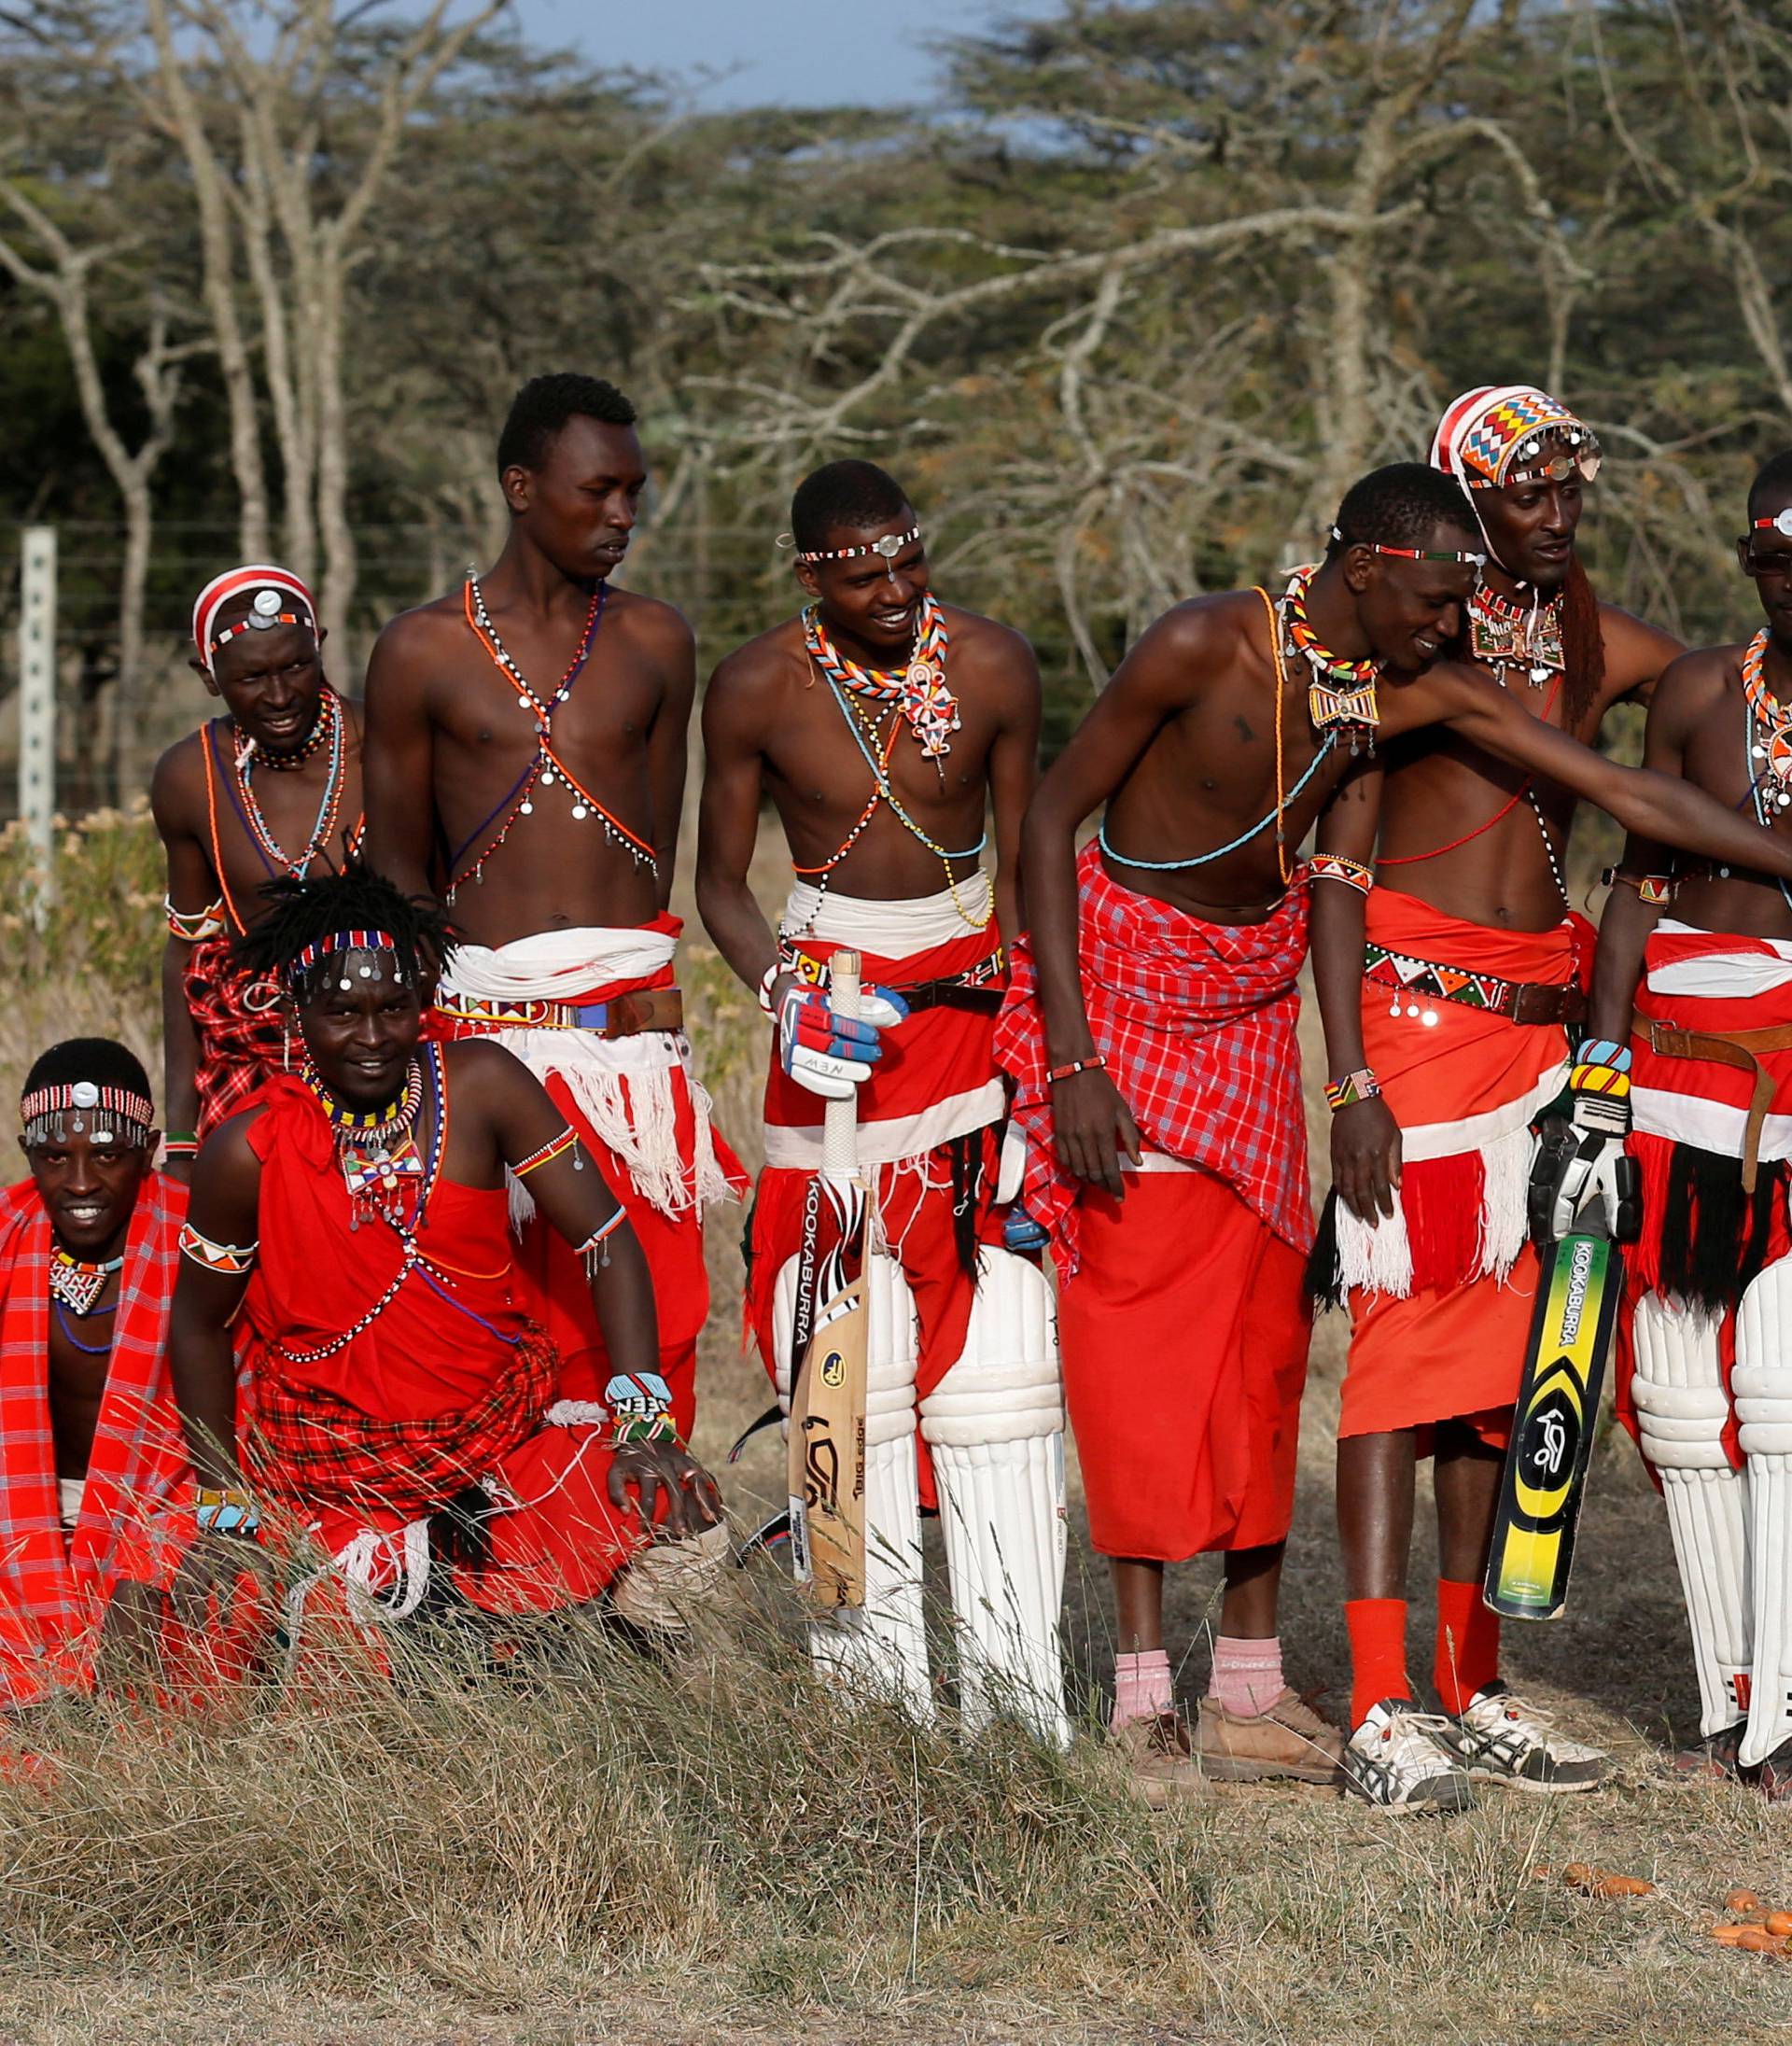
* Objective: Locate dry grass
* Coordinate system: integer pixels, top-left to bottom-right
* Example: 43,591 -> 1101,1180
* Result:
0,821 -> 1788,2044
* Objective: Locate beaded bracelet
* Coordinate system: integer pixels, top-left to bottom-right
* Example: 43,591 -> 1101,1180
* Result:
162,1134 -> 199,1159
1571,1039 -> 1632,1100
1323,1068 -> 1381,1112
1309,853 -> 1374,895
194,1486 -> 260,1537
1046,1055 -> 1106,1084
613,1412 -> 679,1450
1601,866 -> 1675,906
576,1208 -> 626,1272
756,963 -> 781,1017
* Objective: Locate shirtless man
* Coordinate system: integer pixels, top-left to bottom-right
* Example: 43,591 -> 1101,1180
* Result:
999,459 -> 1792,1806
1310,387 -> 1685,1807
152,566 -> 364,1170
363,373 -> 740,1437
698,459 -> 1065,1740
1582,448 -> 1792,1799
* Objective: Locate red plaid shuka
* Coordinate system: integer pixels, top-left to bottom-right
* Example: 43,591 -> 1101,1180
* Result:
251,1324 -> 559,1521
0,1173 -> 189,1707
994,841 -> 1312,1273
183,935 -> 289,1140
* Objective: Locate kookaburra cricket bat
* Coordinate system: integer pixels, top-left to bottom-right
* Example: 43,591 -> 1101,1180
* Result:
786,950 -> 872,1608
1483,1216 -> 1623,1621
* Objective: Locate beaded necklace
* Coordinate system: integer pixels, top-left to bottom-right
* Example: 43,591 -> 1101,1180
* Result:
1470,582 -> 1562,688
54,1297 -> 116,1354
802,596 -> 959,764
230,686 -> 346,879
49,1250 -> 121,1318
301,1056 -> 427,1230
1281,568 -> 1379,750
794,627 -> 991,930
273,1044 -> 450,1366
233,692 -> 332,774
1740,629 -> 1792,918
453,576 -> 657,899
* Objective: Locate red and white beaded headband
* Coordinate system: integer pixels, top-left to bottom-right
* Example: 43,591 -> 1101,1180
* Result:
792,525 -> 922,568
1333,528 -> 1486,567
288,928 -> 402,988
191,564 -> 318,667
21,1080 -> 154,1136
1752,510 -> 1792,540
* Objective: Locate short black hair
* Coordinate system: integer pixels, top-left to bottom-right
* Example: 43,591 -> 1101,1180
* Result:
1327,462 -> 1480,558
497,373 -> 637,479
1747,450 -> 1792,523
22,1038 -> 151,1105
231,863 -> 456,1004
791,460 -> 913,554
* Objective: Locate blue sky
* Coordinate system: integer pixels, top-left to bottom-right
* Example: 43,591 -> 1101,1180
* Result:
510,0 -> 1060,108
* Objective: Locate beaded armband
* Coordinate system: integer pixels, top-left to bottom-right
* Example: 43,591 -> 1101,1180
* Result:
1570,1038 -> 1631,1100
194,1486 -> 260,1537
1323,1068 -> 1381,1113
162,1132 -> 199,1161
1309,853 -> 1374,895
165,896 -> 227,944
511,1127 -> 581,1179
1600,866 -> 1675,906
576,1208 -> 626,1272
179,1223 -> 258,1275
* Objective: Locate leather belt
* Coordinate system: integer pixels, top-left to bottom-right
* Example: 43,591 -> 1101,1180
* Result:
1364,946 -> 1587,1028
435,986 -> 683,1039
897,976 -> 1005,1016
1645,1019 -> 1792,1193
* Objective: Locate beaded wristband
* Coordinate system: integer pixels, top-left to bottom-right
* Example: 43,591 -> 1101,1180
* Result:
1046,1055 -> 1106,1084
576,1208 -> 626,1271
162,1138 -> 199,1161
612,1412 -> 679,1450
194,1486 -> 260,1537
1323,1068 -> 1381,1112
1309,853 -> 1374,895
756,963 -> 781,1018
1571,1039 -> 1631,1100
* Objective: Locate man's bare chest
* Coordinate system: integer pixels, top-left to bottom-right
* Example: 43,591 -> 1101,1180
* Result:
768,691 -> 1001,813
430,653 -> 658,770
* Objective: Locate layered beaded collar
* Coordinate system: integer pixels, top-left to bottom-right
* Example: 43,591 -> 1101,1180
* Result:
49,1249 -> 121,1317
803,595 -> 959,764
301,1054 -> 427,1231
1281,566 -> 1379,751
1470,582 -> 1563,688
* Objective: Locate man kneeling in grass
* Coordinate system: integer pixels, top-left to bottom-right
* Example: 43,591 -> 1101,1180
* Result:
0,1040 -> 204,1704
168,864 -> 729,1634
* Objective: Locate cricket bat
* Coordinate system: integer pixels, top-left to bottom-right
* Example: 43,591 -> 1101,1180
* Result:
785,950 -> 872,1608
1483,1219 -> 1623,1621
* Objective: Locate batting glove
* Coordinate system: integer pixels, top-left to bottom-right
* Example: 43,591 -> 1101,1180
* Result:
1531,1039 -> 1640,1244
777,980 -> 909,1100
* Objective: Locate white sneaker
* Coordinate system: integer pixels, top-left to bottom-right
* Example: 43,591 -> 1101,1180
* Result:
1435,1681 -> 1607,1794
1342,1698 -> 1474,1813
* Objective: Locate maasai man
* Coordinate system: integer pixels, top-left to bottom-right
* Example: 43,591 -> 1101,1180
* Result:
167,866 -> 728,1630
1001,461 -> 1792,1807
1578,450 -> 1792,1800
0,1042 -> 190,1704
363,374 -> 741,1442
152,565 -> 364,1171
1309,390 -> 1685,1808
697,460 -> 1064,1738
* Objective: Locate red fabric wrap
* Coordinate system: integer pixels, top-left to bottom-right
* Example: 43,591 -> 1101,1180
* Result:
0,1174 -> 191,1706
1340,891 -> 1586,1437
994,842 -> 1312,1271
1059,1170 -> 1310,1559
239,1074 -> 650,1611
183,937 -> 290,1140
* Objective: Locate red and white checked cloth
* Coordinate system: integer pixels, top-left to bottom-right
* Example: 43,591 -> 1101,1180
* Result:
0,1172 -> 190,1705
994,841 -> 1312,1272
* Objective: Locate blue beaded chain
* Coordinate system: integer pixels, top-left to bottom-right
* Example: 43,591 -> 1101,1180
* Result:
1099,735 -> 1337,871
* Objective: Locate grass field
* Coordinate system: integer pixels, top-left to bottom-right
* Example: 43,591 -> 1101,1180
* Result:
0,818 -> 1786,2045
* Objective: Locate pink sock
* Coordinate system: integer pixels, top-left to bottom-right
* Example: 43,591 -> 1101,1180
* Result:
1207,1635 -> 1285,1718
1112,1648 -> 1172,1730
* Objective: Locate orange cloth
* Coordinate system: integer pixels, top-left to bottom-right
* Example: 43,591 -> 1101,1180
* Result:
1346,1597 -> 1410,1728
1340,1263 -> 1533,1441
1434,1576 -> 1500,1717
1058,1168 -> 1309,1562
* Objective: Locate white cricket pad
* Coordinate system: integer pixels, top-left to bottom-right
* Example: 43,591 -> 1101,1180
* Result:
1736,1257 -> 1792,1765
1631,1292 -> 1753,1737
919,1247 -> 1070,1746
775,1244 -> 931,1720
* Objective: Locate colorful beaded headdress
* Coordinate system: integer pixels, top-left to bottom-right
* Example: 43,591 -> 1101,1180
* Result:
192,563 -> 318,667
287,927 -> 404,992
1429,385 -> 1601,492
21,1079 -> 154,1149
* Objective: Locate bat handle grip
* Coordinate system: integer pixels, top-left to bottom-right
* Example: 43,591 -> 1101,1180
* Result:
821,950 -> 861,1181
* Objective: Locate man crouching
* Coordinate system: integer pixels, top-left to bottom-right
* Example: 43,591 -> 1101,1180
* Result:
167,865 -> 728,1636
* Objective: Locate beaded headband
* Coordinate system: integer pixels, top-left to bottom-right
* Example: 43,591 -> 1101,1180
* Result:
287,928 -> 404,989
191,564 -> 318,666
1430,385 -> 1599,491
21,1080 -> 154,1148
1335,528 -> 1486,567
1753,510 -> 1792,540
792,525 -> 922,571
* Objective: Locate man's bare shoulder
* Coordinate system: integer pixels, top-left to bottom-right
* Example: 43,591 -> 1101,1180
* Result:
606,584 -> 695,660
707,616 -> 807,705
1597,597 -> 1686,693
149,727 -> 209,827
1130,587 -> 1270,667
367,590 -> 469,673
1653,640 -> 1743,717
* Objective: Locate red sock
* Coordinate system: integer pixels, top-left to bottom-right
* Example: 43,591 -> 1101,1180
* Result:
1434,1577 -> 1501,1716
1345,1598 -> 1409,1730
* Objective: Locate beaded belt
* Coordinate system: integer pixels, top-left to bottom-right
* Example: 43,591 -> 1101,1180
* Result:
781,942 -> 1006,1015
1365,942 -> 1586,1028
435,987 -> 683,1039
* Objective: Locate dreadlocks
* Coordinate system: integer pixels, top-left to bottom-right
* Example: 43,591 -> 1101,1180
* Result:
231,863 -> 455,1005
